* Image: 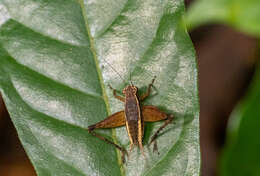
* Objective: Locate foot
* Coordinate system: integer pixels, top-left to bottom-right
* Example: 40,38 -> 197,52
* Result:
152,140 -> 160,155
108,84 -> 113,90
121,148 -> 128,164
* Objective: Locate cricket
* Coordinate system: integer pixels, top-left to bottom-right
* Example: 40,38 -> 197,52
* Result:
88,75 -> 174,163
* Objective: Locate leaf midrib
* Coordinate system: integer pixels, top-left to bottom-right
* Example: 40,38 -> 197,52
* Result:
78,0 -> 125,175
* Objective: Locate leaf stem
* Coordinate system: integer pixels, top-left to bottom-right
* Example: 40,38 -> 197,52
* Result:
78,0 -> 125,175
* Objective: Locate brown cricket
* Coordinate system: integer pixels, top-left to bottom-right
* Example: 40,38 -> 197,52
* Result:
88,77 -> 174,163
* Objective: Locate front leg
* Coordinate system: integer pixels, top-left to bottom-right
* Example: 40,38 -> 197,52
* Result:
139,76 -> 156,101
108,84 -> 125,102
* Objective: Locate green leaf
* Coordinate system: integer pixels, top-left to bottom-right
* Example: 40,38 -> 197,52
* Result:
220,62 -> 260,176
0,0 -> 199,175
185,0 -> 260,37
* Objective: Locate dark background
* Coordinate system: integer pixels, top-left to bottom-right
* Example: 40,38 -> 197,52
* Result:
0,1 -> 258,176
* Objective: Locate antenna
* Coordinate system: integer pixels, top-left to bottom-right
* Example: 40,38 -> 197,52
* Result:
102,59 -> 127,85
129,72 -> 133,86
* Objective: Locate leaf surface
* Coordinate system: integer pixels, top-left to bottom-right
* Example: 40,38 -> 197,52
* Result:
0,0 -> 199,175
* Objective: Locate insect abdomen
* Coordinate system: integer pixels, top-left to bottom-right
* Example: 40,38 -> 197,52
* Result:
125,97 -> 141,145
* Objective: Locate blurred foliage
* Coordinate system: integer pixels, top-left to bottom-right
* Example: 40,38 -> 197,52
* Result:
220,61 -> 260,176
186,0 -> 260,37
186,0 -> 260,176
0,0 -> 199,176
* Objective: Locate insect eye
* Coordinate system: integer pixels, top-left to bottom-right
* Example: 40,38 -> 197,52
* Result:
133,87 -> 137,93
